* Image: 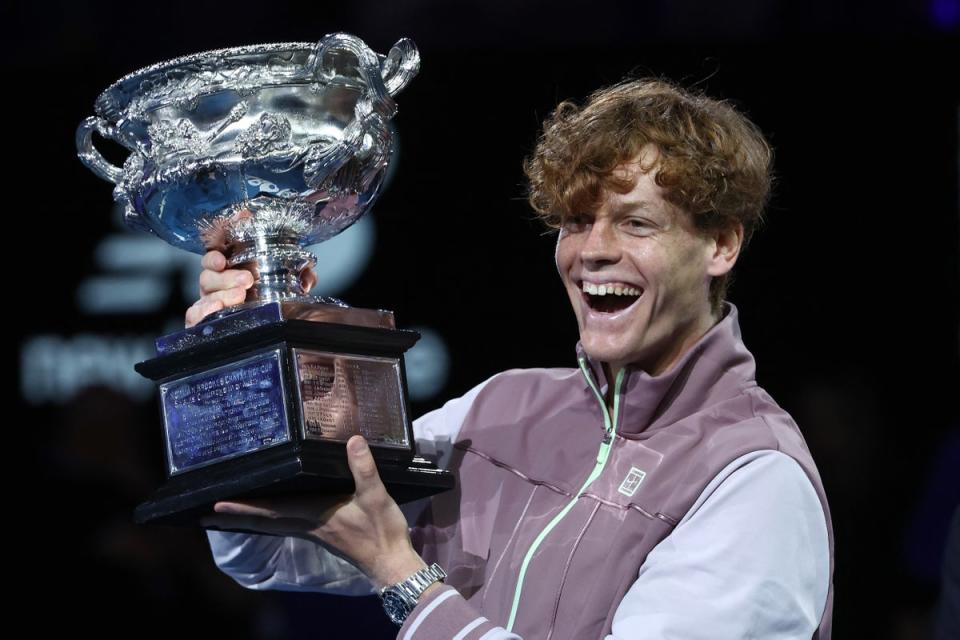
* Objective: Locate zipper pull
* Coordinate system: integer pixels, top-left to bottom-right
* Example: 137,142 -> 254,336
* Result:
596,430 -> 613,463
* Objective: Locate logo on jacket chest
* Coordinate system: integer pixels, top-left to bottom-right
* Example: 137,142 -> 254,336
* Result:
617,466 -> 647,497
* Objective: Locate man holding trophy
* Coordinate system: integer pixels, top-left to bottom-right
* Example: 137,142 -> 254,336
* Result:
193,80 -> 834,640
79,33 -> 834,639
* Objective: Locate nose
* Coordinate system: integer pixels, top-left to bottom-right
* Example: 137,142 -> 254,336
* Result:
580,218 -> 621,267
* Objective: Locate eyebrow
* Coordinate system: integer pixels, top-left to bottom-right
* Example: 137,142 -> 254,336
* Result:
611,199 -> 656,213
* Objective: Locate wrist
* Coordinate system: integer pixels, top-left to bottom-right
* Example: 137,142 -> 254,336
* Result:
378,561 -> 448,627
371,546 -> 427,590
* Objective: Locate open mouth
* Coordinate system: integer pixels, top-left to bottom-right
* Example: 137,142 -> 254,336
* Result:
581,282 -> 643,314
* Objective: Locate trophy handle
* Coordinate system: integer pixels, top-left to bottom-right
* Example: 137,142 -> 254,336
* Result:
381,38 -> 420,96
76,116 -> 124,184
302,34 -> 410,189
309,33 -> 398,118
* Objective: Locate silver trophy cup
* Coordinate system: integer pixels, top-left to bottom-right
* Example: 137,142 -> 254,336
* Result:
77,33 -> 452,525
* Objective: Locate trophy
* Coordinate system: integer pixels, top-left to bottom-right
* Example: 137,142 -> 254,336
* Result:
76,33 -> 453,526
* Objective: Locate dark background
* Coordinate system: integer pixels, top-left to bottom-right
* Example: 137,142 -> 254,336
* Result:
10,1 -> 959,638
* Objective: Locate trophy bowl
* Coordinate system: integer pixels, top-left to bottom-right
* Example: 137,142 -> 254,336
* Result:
78,32 -> 420,303
76,33 -> 453,526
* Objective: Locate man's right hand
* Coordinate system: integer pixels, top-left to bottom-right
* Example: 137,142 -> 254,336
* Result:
185,251 -> 254,328
185,251 -> 319,328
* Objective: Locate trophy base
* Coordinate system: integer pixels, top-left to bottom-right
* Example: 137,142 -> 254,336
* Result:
134,441 -> 454,526
134,301 -> 454,527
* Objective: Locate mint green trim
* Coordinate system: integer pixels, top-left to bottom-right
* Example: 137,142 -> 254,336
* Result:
505,362 -> 624,631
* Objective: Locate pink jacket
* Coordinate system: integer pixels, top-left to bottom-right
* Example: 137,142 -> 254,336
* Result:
404,303 -> 834,639
207,303 -> 834,639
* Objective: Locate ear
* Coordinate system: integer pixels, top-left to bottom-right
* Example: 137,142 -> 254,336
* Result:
705,222 -> 744,277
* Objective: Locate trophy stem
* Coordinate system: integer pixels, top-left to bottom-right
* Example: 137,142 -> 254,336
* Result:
227,234 -> 317,304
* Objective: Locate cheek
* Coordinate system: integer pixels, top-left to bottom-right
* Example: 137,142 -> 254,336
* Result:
555,235 -> 576,279
661,245 -> 709,301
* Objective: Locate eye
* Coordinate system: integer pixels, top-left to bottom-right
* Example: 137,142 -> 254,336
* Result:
622,217 -> 655,236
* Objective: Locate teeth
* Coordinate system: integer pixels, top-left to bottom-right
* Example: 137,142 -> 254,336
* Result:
582,283 -> 642,297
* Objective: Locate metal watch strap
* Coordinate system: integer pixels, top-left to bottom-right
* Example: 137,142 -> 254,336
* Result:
379,563 -> 447,625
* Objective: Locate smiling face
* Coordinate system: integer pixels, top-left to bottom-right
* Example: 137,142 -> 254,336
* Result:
556,145 -> 741,378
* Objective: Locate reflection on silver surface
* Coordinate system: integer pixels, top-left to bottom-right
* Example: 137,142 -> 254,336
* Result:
294,349 -> 409,449
77,33 -> 417,307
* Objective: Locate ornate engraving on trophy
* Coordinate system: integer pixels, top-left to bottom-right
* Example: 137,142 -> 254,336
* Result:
294,349 -> 409,449
161,350 -> 291,474
78,34 -> 454,524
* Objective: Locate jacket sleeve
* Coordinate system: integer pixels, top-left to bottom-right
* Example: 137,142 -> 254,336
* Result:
205,530 -> 375,594
605,449 -> 831,639
205,376 -> 494,594
393,450 -> 829,640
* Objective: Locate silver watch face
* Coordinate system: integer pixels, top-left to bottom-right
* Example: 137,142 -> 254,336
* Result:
381,563 -> 446,626
382,589 -> 414,626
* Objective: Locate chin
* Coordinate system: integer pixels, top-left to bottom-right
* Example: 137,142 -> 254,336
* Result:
579,339 -> 637,367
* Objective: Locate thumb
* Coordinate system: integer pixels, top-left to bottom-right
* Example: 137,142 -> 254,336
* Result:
347,435 -> 385,497
302,267 -> 317,292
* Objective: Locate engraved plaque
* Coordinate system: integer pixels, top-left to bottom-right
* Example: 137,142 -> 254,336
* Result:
160,350 -> 290,474
294,349 -> 410,449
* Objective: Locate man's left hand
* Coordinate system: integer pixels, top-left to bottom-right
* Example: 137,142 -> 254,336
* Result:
201,435 -> 426,590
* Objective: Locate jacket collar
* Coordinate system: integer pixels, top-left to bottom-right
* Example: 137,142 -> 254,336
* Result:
575,302 -> 757,435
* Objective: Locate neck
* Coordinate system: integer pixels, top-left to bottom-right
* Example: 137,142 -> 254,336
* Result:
600,308 -> 721,410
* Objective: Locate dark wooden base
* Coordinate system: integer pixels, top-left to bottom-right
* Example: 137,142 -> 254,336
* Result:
134,440 -> 455,525
133,303 -> 455,527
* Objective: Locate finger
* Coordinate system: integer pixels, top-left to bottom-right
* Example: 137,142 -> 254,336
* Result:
302,267 -> 317,292
346,436 -> 386,499
185,288 -> 247,327
213,500 -> 283,519
201,513 -> 303,536
201,250 -> 227,272
200,268 -> 253,296
214,495 -> 346,522
185,298 -> 222,328
207,287 -> 250,309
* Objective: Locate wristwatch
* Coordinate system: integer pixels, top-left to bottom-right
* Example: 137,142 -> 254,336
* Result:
379,563 -> 447,626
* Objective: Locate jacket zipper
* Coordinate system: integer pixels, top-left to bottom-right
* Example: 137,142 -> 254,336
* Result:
505,360 -> 625,632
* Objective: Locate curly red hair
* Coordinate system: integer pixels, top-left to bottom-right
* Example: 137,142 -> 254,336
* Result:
524,78 -> 773,313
